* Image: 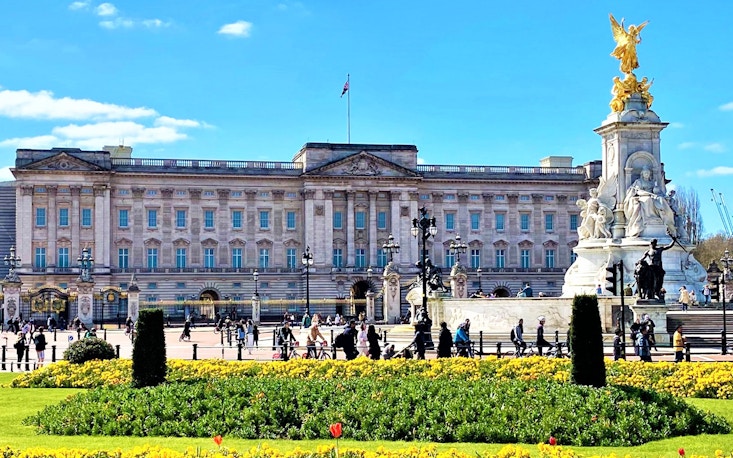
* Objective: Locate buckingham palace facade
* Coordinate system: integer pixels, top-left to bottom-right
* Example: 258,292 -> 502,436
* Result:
5,143 -> 599,323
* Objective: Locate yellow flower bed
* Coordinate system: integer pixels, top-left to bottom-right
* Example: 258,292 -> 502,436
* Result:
0,443 -> 728,458
9,357 -> 733,399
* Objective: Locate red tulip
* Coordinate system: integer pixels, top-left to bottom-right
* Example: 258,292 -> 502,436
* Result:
213,435 -> 223,446
329,422 -> 343,439
548,436 -> 557,446
678,448 -> 685,456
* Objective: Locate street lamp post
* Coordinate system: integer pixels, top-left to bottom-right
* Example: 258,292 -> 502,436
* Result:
253,269 -> 259,297
366,266 -> 373,290
302,246 -> 314,316
383,234 -> 400,263
411,207 -> 438,346
4,245 -> 21,282
77,247 -> 94,282
720,250 -> 732,355
477,267 -> 482,292
449,235 -> 467,266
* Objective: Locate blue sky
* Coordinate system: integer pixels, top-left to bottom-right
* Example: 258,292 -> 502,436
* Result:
0,1 -> 731,236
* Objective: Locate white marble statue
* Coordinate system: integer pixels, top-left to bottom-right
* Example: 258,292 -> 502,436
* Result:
577,176 -> 616,240
623,166 -> 676,238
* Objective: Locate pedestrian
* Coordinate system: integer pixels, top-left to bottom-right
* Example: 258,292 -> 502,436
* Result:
630,317 -> 641,356
179,319 -> 191,342
642,314 -> 658,351
596,284 -> 603,295
341,320 -> 359,360
437,321 -> 453,358
357,322 -> 369,356
613,327 -> 623,361
277,321 -> 296,361
679,285 -> 690,311
33,327 -> 47,367
367,324 -> 381,360
14,332 -> 26,370
408,325 -> 426,360
689,290 -> 698,306
453,323 -> 471,357
245,319 -> 255,354
382,344 -> 396,360
252,324 -> 259,348
637,327 -> 653,362
673,324 -> 686,363
536,316 -> 551,356
703,284 -> 711,305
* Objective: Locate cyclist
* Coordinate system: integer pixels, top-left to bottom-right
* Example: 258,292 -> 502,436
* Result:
305,323 -> 327,359
536,316 -> 552,356
512,318 -> 526,356
277,321 -> 296,361
454,322 -> 472,357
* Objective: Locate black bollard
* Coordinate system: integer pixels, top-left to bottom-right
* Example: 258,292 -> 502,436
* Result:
497,341 -> 502,358
24,345 -> 30,371
685,341 -> 691,362
1,345 -> 5,371
331,329 -> 337,359
479,330 -> 484,356
77,329 -> 81,341
115,345 -> 120,358
554,330 -> 559,345
53,329 -> 57,342
192,343 -> 198,360
104,329 -> 108,341
237,343 -> 242,361
723,330 -> 727,355
52,345 -> 56,362
220,329 -> 224,346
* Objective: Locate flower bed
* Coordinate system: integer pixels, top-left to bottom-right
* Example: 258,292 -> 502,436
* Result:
10,357 -> 733,400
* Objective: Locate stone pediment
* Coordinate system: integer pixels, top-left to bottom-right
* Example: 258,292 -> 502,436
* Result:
303,151 -> 419,178
23,152 -> 105,172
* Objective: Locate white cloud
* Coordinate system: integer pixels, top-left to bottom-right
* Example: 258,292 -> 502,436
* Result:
0,166 -> 14,181
68,1 -> 90,10
0,135 -> 60,149
668,122 -> 684,129
720,102 -> 733,111
678,142 -> 696,150
99,18 -> 134,29
155,116 -> 201,128
142,19 -> 169,28
96,2 -> 118,16
0,88 -> 157,121
696,166 -> 733,177
53,121 -> 186,144
218,21 -> 253,37
704,143 -> 726,153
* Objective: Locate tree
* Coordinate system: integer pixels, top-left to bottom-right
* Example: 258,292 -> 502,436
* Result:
132,309 -> 167,388
692,234 -> 733,271
674,186 -> 703,244
569,294 -> 606,388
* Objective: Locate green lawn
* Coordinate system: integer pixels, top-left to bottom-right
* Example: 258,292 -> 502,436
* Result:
2,372 -> 733,457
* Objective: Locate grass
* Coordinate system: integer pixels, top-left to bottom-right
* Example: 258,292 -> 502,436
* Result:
2,372 -> 733,457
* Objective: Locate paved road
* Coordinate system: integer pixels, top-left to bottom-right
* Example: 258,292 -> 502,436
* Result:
3,323 -> 733,372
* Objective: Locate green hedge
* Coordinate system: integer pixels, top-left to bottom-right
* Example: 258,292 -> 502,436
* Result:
23,376 -> 729,446
63,338 -> 116,364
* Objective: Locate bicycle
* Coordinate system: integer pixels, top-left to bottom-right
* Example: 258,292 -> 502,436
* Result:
304,341 -> 331,360
453,340 -> 480,359
272,341 -> 301,360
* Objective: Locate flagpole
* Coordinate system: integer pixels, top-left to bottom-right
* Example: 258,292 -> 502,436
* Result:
346,73 -> 351,144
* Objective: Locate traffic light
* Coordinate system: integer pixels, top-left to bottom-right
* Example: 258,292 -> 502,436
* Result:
606,263 -> 618,295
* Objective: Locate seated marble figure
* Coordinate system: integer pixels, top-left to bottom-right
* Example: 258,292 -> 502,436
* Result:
623,166 -> 676,238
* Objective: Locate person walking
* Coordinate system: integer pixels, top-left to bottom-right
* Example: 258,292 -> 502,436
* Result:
245,319 -> 255,354
637,327 -> 653,362
613,327 -> 623,361
512,318 -> 526,356
679,285 -> 690,311
367,324 -> 382,360
33,327 -> 47,367
673,324 -> 686,363
341,320 -> 359,360
179,319 -> 191,342
357,322 -> 369,357
408,325 -> 426,360
703,284 -> 711,305
437,321 -> 453,358
252,324 -> 259,348
536,316 -> 551,356
14,332 -> 26,370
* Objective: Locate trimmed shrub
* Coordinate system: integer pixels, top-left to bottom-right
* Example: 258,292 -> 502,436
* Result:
132,309 -> 167,387
63,337 -> 116,364
569,294 -> 606,387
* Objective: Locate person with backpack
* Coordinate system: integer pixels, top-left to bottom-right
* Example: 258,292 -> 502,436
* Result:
277,321 -> 296,361
33,327 -> 47,367
437,321 -> 453,358
339,320 -> 359,360
511,318 -> 526,356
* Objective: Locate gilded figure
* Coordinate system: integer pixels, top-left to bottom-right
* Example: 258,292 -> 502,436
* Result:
609,14 -> 648,75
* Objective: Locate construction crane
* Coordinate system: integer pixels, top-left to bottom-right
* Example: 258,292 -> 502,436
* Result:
711,189 -> 733,237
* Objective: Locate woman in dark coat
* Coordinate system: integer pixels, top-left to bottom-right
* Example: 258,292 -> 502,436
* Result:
367,324 -> 381,360
437,321 -> 453,358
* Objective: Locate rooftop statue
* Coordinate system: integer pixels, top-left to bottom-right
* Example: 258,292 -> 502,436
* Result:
609,14 -> 648,75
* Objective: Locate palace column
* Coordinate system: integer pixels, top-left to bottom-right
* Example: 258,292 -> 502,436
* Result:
93,185 -> 111,269
47,186 -> 58,267
218,189 -> 231,266
70,186 -> 81,259
368,191 -> 378,265
131,187 -> 146,267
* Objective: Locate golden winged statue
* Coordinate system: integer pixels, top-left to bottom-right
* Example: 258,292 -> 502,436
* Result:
609,14 -> 648,74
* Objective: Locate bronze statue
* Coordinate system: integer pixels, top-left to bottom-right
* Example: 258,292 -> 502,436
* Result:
636,237 -> 675,301
609,14 -> 648,75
